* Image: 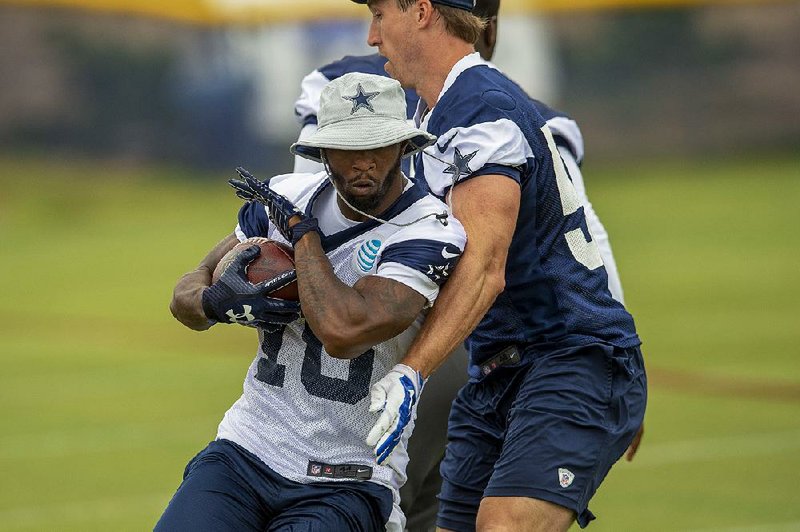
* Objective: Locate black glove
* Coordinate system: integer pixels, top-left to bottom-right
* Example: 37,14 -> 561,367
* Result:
229,167 -> 320,246
202,246 -> 301,327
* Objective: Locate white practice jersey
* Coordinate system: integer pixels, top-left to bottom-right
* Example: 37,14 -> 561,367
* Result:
216,171 -> 466,530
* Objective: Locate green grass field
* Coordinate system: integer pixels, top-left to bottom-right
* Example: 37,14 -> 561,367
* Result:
1,154 -> 798,531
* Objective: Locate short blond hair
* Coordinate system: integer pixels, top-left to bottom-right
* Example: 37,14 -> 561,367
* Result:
437,5 -> 486,44
390,0 -> 486,44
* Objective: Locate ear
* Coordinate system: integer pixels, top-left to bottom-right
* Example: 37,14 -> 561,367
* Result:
416,0 -> 435,27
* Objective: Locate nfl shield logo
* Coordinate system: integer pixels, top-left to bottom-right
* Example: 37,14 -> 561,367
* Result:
558,468 -> 575,488
310,464 -> 321,475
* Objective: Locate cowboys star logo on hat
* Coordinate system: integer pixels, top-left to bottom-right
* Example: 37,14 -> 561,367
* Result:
343,83 -> 380,114
290,72 -> 436,163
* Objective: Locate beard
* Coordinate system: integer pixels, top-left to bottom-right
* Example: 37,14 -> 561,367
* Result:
329,155 -> 403,213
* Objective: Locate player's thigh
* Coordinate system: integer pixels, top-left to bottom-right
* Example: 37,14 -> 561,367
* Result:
155,441 -> 268,532
403,345 -> 469,529
477,497 -> 574,532
486,344 -> 646,528
268,480 -> 393,532
436,369 -> 524,532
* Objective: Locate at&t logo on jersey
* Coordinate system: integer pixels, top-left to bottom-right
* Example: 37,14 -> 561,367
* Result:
356,239 -> 382,273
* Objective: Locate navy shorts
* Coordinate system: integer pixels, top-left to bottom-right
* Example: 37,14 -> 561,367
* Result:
155,439 -> 393,531
437,343 -> 647,530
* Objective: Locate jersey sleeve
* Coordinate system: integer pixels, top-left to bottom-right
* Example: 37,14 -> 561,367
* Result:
373,217 -> 467,305
547,115 -> 584,166
294,69 -> 329,128
234,173 -> 305,242
235,201 -> 270,242
421,96 -> 533,198
530,97 -> 585,166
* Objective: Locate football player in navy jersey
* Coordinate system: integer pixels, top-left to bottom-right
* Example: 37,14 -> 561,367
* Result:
163,73 -> 466,531
296,1 -> 637,530
352,0 -> 648,530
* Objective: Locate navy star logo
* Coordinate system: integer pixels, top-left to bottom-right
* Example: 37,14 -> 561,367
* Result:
443,147 -> 478,180
342,83 -> 380,114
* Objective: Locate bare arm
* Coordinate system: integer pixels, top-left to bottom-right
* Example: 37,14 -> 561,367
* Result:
169,233 -> 239,331
293,229 -> 427,359
401,174 -> 520,377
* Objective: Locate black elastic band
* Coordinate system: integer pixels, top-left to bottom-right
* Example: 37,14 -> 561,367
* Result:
291,218 -> 321,246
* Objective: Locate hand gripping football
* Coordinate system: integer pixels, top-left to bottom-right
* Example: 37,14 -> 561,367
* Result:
212,237 -> 298,301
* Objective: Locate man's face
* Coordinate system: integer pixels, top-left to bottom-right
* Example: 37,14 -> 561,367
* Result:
325,144 -> 405,215
367,0 -> 419,87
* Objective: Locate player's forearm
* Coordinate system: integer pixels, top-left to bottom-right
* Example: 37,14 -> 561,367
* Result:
169,233 -> 239,331
170,267 -> 214,331
402,174 -> 519,377
401,246 -> 504,377
293,232 -> 373,358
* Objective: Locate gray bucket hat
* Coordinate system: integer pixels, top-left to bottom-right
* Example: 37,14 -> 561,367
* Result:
291,72 -> 436,163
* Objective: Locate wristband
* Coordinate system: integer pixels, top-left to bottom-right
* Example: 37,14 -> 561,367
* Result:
290,218 -> 321,246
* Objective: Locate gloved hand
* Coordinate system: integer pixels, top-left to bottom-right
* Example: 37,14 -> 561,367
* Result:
202,245 -> 301,327
229,167 -> 320,246
366,364 -> 425,465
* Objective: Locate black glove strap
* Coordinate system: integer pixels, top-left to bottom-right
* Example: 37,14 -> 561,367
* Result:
290,218 -> 321,246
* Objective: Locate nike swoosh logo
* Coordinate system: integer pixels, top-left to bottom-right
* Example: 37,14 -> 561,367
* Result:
357,468 -> 369,473
442,247 -> 460,259
436,132 -> 458,153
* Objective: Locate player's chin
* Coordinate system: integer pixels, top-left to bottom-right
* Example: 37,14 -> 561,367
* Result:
383,61 -> 400,81
343,187 -> 381,211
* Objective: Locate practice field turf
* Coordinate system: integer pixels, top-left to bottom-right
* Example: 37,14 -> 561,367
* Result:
0,154 -> 798,531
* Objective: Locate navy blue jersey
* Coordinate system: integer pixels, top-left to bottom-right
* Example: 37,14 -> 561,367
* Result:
414,54 -> 639,378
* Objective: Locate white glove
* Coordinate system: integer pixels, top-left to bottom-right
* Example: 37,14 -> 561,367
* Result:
366,363 -> 425,465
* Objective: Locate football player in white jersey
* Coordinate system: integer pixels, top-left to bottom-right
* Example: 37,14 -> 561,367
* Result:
352,0 -> 647,530
162,72 -> 466,531
293,1 -> 637,529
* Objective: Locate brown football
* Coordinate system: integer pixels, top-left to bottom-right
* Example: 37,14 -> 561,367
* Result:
212,237 -> 298,301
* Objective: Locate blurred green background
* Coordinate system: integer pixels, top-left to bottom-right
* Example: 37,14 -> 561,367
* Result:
1,0 -> 799,530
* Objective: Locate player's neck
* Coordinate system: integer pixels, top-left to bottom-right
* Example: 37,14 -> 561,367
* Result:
414,41 -> 474,108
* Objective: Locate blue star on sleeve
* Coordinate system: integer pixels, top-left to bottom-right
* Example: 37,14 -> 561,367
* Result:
443,147 -> 478,181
